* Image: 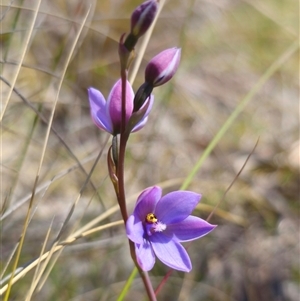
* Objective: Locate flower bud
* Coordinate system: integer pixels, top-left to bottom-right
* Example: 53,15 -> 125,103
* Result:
131,0 -> 158,39
145,47 -> 181,87
133,82 -> 153,112
88,79 -> 153,136
124,0 -> 158,52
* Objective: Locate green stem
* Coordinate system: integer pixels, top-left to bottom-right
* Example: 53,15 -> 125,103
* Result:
117,267 -> 138,301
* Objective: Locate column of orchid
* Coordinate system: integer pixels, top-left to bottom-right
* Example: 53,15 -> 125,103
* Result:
88,1 -> 216,300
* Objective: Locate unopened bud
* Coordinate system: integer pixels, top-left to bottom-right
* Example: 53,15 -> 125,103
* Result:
131,0 -> 158,38
124,0 -> 158,51
133,82 -> 153,112
145,47 -> 181,87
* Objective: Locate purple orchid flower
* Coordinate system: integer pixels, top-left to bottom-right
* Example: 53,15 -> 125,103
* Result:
126,186 -> 216,272
88,79 -> 153,135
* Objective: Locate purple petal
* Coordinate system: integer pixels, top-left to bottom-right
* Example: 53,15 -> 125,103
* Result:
126,215 -> 144,244
150,234 -> 192,272
166,216 -> 216,242
107,79 -> 134,134
88,87 -> 112,133
155,191 -> 201,224
132,94 -> 154,132
132,116 -> 149,132
135,240 -> 156,271
134,186 -> 162,221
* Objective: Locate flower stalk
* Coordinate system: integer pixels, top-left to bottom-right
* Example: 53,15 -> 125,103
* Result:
117,18 -> 157,300
87,1 -> 214,300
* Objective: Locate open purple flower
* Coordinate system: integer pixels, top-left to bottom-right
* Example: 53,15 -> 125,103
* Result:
88,79 -> 153,135
126,186 -> 216,272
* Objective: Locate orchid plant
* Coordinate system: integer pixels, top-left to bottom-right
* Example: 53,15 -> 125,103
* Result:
87,1 -> 216,299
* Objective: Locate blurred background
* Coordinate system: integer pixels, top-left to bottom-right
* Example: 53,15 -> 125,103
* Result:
1,0 -> 299,300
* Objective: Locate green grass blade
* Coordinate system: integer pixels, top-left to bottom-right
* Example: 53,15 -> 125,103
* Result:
180,40 -> 298,191
117,267 -> 138,301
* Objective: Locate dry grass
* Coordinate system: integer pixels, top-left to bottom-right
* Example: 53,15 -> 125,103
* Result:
1,0 -> 299,300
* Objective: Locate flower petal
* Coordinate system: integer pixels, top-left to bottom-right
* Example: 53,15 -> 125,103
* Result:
134,186 -> 162,221
135,240 -> 156,271
166,216 -> 216,242
132,116 -> 149,132
107,79 -> 134,134
126,215 -> 144,244
155,191 -> 201,224
150,234 -> 192,272
132,94 -> 154,132
88,87 -> 112,133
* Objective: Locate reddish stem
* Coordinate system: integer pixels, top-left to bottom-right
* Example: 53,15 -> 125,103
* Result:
115,62 -> 157,301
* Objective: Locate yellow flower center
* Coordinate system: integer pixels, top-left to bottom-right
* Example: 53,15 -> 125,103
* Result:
145,213 -> 158,224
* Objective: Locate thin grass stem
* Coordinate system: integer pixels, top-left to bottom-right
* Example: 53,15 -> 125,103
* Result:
2,6 -> 92,300
117,267 -> 138,301
1,0 -> 42,121
25,221 -> 53,300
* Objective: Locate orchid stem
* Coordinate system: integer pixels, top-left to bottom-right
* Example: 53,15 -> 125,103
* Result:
129,240 -> 157,301
116,132 -> 128,223
115,58 -> 156,301
116,67 -> 129,223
